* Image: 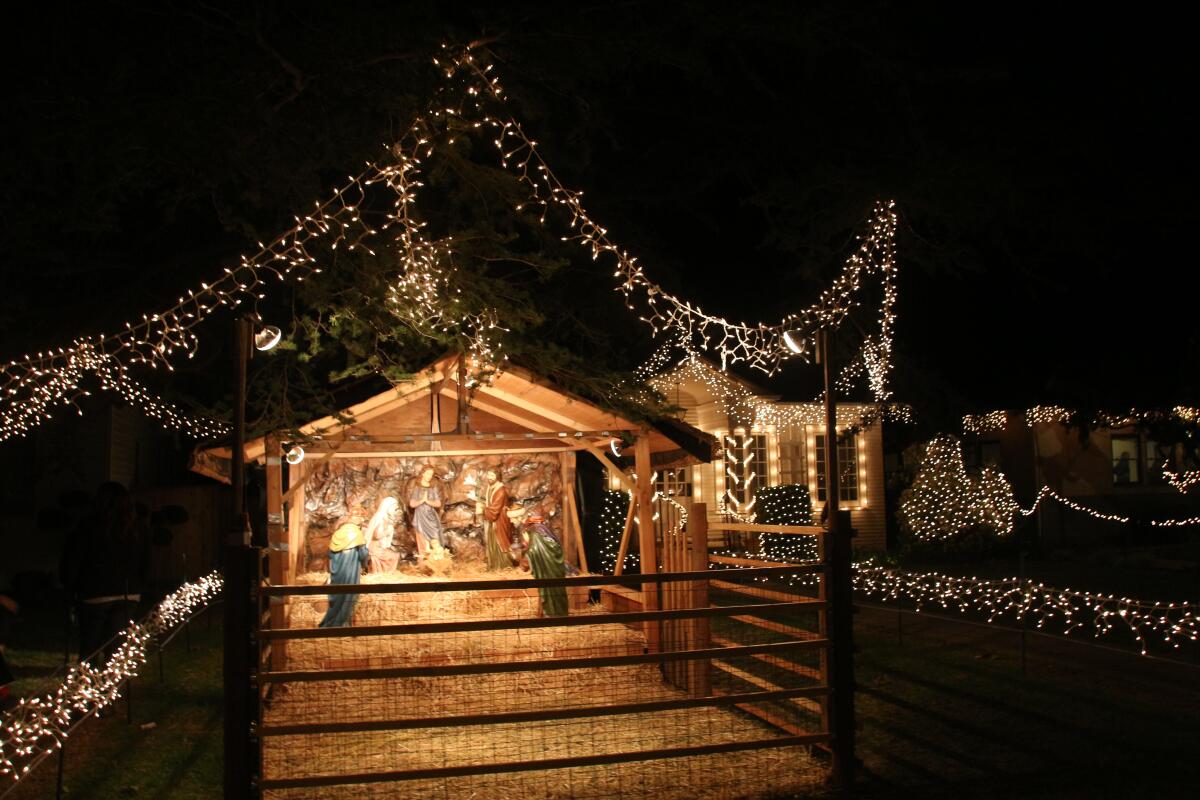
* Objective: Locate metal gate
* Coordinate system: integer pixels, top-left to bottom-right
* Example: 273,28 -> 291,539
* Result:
254,560 -> 834,798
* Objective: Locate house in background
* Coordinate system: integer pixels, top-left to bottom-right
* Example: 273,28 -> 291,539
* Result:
635,358 -> 889,551
961,409 -> 1200,547
0,395 -> 229,590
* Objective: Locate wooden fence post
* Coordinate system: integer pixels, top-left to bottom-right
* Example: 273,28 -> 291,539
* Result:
635,432 -> 660,653
688,503 -> 711,697
265,435 -> 287,671
223,544 -> 260,799
829,508 -> 856,788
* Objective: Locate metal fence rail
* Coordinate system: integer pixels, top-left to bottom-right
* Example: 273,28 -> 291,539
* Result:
255,566 -> 831,799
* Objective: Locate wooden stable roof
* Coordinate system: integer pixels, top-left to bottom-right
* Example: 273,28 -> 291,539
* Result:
191,354 -> 714,482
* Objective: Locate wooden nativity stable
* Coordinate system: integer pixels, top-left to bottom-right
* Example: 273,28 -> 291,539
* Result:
192,352 -> 714,604
193,355 -> 840,798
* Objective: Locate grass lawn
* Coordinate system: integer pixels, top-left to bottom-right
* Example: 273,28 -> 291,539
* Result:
4,611 -> 222,800
851,605 -> 1200,799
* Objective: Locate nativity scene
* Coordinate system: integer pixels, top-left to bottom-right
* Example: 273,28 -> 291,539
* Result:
192,355 -> 833,799
192,352 -> 711,622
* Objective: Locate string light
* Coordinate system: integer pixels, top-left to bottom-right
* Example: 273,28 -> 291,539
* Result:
1020,487 -> 1200,528
723,432 -> 758,520
1164,469 -> 1200,493
854,560 -> 1199,655
898,435 -> 1018,540
703,488 -> 1198,657
756,485 -> 816,563
3,43 -> 904,443
645,349 -> 911,432
963,405 -> 1200,435
901,435 -> 1200,541
597,490 -> 636,574
1,572 -> 222,782
0,343 -> 229,441
442,49 -> 900,381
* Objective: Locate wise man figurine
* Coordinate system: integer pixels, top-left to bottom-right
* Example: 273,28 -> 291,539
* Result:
518,510 -> 568,617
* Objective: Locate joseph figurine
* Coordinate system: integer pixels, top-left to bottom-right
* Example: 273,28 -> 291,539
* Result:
477,468 -> 514,570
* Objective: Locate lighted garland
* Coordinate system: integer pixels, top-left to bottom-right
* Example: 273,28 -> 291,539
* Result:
901,435 -> 1200,541
898,435 -> 1019,540
4,44 -> 903,443
854,560 -> 1199,655
646,347 -> 912,432
756,485 -> 816,563
963,405 -> 1200,435
0,572 -> 223,782
1164,468 -> 1200,493
596,490 -> 635,574
723,433 -> 758,519
444,50 -> 901,382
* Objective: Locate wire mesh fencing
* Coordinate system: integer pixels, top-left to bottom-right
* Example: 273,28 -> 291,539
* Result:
257,567 -> 830,799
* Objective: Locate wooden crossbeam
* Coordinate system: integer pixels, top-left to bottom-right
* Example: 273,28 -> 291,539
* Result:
710,522 -> 826,536
711,635 -> 822,680
711,660 -> 825,715
711,580 -> 827,606
578,441 -> 636,493
728,615 -> 821,641
613,495 -> 637,576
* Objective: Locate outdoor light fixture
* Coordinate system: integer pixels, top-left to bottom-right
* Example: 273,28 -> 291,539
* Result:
254,325 -> 283,352
285,444 -> 305,465
782,330 -> 806,355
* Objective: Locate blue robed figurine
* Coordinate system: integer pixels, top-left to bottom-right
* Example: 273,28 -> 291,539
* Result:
320,507 -> 370,628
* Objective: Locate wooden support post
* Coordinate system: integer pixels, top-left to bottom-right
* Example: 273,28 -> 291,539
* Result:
579,441 -> 637,493
265,434 -> 286,670
455,355 -> 470,434
565,490 -> 589,574
561,452 -> 577,568
688,503 -> 711,697
635,432 -> 660,653
613,496 -> 637,576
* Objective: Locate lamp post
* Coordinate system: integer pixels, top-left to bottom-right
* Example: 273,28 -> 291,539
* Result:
230,316 -> 250,545
225,315 -> 279,798
819,328 -> 856,789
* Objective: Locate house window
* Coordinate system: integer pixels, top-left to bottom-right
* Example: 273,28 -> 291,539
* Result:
778,439 -> 806,485
815,433 -> 859,503
963,440 -> 1003,471
1145,440 -> 1175,485
654,467 -> 692,539
1111,435 -> 1141,485
654,467 -> 693,500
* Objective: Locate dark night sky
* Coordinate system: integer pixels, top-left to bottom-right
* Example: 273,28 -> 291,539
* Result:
1,2 -> 1197,431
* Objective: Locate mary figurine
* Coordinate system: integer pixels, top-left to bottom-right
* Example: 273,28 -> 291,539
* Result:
408,465 -> 447,560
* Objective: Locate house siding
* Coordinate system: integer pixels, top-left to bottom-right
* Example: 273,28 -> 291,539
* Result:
652,365 -> 890,551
